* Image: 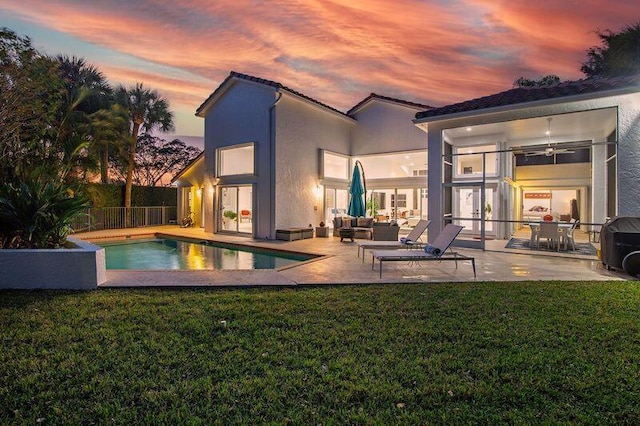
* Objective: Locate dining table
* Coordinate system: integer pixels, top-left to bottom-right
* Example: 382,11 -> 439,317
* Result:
528,222 -> 574,250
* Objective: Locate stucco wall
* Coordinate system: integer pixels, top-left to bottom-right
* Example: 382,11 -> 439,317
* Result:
617,95 -> 640,216
275,94 -> 353,231
201,81 -> 276,237
351,100 -> 426,155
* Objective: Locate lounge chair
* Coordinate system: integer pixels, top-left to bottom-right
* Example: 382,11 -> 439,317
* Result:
370,224 -> 476,278
356,219 -> 431,261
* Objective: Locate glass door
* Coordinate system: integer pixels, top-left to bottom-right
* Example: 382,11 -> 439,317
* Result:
454,186 -> 495,234
325,188 -> 348,225
219,186 -> 252,234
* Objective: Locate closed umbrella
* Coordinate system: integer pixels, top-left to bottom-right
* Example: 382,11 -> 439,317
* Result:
347,163 -> 366,217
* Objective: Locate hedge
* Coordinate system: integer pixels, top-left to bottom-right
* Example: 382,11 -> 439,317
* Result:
81,184 -> 177,208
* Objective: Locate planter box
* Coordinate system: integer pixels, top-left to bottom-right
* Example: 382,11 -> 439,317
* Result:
315,226 -> 328,237
0,237 -> 106,290
276,228 -> 303,241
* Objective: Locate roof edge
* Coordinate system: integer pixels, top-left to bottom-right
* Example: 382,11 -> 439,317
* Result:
414,74 -> 640,122
170,151 -> 205,184
348,93 -> 434,116
195,71 -> 354,121
413,83 -> 640,125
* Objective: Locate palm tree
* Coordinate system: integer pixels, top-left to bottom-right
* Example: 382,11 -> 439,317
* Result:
88,104 -> 130,183
115,83 -> 174,210
54,55 -> 113,182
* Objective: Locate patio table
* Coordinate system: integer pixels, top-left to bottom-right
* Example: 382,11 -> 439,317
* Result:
529,222 -> 573,249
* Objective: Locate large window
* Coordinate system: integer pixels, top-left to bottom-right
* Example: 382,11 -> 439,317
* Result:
454,144 -> 497,177
218,143 -> 254,176
353,151 -> 426,179
321,151 -> 349,180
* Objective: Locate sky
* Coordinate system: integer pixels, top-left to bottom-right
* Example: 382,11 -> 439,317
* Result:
1,0 -> 637,144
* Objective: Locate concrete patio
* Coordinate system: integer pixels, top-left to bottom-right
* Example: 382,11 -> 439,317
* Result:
74,225 -> 629,288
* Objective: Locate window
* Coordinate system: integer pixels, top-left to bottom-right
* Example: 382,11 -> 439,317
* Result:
218,143 -> 254,176
353,151 -> 427,179
321,151 -> 349,180
454,144 -> 497,177
391,193 -> 407,208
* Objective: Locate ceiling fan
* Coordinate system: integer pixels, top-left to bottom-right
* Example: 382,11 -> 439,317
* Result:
522,118 -> 575,157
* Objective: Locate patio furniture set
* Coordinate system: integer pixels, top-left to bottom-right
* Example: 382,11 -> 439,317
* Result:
528,220 -> 579,251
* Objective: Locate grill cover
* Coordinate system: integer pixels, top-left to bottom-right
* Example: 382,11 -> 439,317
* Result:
600,217 -> 640,269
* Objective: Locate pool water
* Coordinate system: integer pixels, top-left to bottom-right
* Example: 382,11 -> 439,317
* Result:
99,238 -> 314,270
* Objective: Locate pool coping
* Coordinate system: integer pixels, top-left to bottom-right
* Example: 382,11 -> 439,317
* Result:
87,232 -> 330,274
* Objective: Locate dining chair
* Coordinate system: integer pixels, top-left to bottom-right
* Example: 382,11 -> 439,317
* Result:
560,219 -> 579,250
537,222 -> 560,251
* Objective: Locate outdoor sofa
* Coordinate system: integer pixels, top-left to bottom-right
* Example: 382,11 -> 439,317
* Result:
332,216 -> 375,239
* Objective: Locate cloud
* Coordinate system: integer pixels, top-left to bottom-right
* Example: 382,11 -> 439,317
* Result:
1,0 -> 632,122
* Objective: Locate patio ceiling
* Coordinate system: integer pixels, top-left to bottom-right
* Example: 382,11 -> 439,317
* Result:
444,108 -> 617,146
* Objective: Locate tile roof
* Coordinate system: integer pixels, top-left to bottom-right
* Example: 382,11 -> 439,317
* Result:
196,71 -> 352,119
415,74 -> 640,120
347,93 -> 434,116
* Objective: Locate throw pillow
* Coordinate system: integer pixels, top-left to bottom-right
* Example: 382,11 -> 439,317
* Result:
341,217 -> 352,229
333,217 -> 343,228
424,244 -> 441,256
357,217 -> 373,228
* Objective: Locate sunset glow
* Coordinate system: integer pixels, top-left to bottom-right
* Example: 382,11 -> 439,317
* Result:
1,0 -> 634,137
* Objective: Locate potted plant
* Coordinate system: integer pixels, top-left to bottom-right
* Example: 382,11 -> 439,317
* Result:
485,202 -> 492,219
222,210 -> 238,228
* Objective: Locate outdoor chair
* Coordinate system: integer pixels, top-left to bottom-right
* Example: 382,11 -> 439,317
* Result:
240,210 -> 252,223
559,219 -> 579,251
536,222 -> 559,251
356,219 -> 431,261
370,224 -> 475,278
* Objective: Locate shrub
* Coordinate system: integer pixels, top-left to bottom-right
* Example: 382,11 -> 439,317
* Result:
0,178 -> 89,249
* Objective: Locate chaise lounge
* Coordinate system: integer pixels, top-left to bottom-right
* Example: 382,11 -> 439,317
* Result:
356,219 -> 431,261
370,224 -> 476,278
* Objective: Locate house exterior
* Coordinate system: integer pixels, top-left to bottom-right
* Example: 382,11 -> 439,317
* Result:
412,74 -> 640,246
174,71 -> 431,239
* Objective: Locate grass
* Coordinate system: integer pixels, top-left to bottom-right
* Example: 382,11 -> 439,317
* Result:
1,281 -> 639,424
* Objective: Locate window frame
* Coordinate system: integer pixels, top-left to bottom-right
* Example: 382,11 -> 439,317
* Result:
216,142 -> 256,178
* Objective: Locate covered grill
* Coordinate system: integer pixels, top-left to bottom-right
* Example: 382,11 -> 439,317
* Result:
600,217 -> 640,270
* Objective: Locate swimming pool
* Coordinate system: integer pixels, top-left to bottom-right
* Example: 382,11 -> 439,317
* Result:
98,238 -> 315,270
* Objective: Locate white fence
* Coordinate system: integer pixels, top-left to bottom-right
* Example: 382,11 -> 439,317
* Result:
71,206 -> 177,232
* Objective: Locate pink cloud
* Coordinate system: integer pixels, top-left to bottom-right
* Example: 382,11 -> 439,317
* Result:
1,0 -> 632,118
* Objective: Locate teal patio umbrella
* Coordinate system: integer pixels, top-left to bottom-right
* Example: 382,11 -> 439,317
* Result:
347,161 -> 366,217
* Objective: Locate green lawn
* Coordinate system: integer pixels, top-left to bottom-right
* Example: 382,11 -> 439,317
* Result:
1,281 -> 639,424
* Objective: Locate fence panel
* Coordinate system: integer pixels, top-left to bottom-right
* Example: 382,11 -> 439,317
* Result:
71,206 -> 177,232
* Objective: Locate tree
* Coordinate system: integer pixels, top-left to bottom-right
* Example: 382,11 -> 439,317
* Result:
133,135 -> 201,186
108,135 -> 201,186
0,28 -> 63,183
54,55 -> 114,182
87,103 -> 130,183
513,74 -> 561,88
115,83 -> 174,209
581,21 -> 640,78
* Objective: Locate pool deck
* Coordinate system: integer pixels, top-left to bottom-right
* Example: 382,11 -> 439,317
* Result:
74,225 -> 630,288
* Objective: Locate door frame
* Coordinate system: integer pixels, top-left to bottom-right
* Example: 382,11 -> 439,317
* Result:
217,185 -> 253,235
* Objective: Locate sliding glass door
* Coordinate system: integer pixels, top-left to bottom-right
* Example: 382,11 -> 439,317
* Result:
219,185 -> 252,234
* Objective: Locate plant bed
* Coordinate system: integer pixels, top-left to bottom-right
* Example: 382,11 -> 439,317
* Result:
0,237 -> 106,290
